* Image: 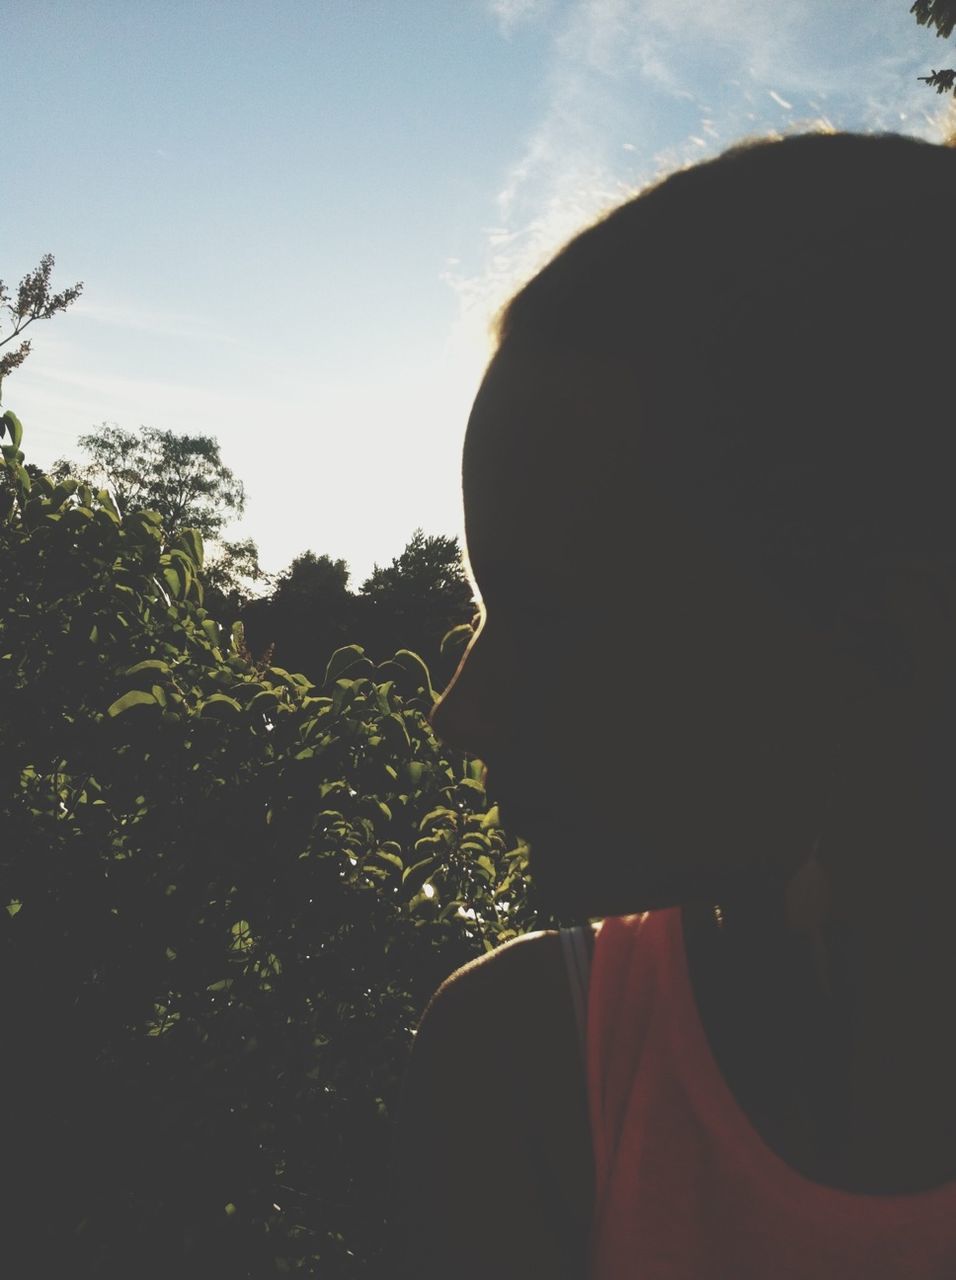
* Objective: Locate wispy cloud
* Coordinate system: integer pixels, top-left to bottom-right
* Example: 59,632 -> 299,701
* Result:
456,0 -> 955,344
72,300 -> 237,344
489,0 -> 553,38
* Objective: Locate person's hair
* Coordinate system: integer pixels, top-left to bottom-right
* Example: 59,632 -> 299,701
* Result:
495,129 -> 956,691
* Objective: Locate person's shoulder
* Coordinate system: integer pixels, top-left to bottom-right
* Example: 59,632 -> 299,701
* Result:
410,921 -> 602,1071
418,927 -> 571,1030
421,919 -> 600,1026
393,927 -> 596,1279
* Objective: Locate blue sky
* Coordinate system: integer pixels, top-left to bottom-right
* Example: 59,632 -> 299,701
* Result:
3,1 -> 953,590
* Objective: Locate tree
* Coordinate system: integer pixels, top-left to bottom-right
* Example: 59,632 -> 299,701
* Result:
51,422 -> 260,625
201,536 -> 274,620
356,529 -> 479,684
238,535 -> 479,695
51,422 -> 246,541
0,253 -> 83,399
911,0 -> 956,96
241,550 -> 359,681
273,549 -> 352,608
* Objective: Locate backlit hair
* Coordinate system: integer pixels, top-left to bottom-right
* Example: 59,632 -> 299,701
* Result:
496,130 -> 956,686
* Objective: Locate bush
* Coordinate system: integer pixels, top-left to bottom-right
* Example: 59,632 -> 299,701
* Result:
0,411 -> 559,1278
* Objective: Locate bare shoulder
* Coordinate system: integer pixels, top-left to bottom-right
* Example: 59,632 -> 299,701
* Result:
420,926 -> 576,1021
421,919 -> 600,1018
393,926 -> 598,1280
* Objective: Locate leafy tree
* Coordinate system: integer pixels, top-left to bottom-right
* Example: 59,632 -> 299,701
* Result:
51,422 -> 246,541
355,528 -> 479,684
274,549 -> 352,608
201,536 -> 274,620
0,252 -> 83,397
241,551 -> 359,686
0,407 -> 559,1279
51,422 -> 263,619
239,534 -> 479,695
912,0 -> 956,95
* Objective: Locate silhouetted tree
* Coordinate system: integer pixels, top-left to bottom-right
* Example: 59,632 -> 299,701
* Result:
202,536 -> 274,621
238,532 -> 478,693
355,529 -> 478,684
241,551 -> 358,681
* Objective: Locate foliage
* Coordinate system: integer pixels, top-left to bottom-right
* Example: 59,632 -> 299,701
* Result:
911,0 -> 956,95
354,528 -> 479,680
0,252 -> 83,395
240,532 -> 478,697
202,535 -> 275,619
275,551 -> 352,607
240,551 -> 359,694
0,408 -> 562,1278
359,527 -> 476,626
912,0 -> 956,40
51,422 -> 247,541
919,66 -> 956,94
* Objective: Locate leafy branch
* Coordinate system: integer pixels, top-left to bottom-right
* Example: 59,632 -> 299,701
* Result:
0,253 -> 83,398
918,67 -> 956,93
911,0 -> 956,96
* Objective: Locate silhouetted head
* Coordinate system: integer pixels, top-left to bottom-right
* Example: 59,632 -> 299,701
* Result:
431,130 -> 956,920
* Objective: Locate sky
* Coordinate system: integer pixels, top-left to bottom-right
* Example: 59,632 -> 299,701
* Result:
3,0 -> 954,591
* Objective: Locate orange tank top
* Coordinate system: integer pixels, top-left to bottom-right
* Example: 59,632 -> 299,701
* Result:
584,908 -> 956,1279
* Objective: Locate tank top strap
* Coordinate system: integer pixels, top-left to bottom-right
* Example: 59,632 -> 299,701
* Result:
558,923 -> 595,1072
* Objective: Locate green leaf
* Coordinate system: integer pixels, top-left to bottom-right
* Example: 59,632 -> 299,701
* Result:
401,856 -> 436,892
248,689 -> 281,713
456,777 -> 486,798
123,659 -> 172,677
1,410 -> 23,452
95,489 -> 121,521
380,713 -> 411,754
419,805 -> 457,832
319,779 -> 348,799
200,693 -> 242,716
171,526 -> 204,569
378,649 -> 435,702
268,666 -> 309,689
107,689 -> 158,716
440,622 -> 474,661
323,644 -> 366,685
162,566 -> 182,598
479,803 -> 501,831
413,833 -> 450,857
371,848 -> 403,871
50,478 -> 78,508
331,678 -> 355,715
